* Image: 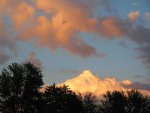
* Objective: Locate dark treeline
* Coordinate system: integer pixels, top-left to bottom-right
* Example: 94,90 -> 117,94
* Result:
0,63 -> 150,113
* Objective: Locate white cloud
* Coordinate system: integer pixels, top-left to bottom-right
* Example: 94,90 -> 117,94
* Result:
60,70 -> 150,97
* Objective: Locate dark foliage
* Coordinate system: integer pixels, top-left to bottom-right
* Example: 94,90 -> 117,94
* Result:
42,84 -> 83,113
126,90 -> 150,113
0,63 -> 43,113
100,91 -> 127,113
82,92 -> 99,113
100,90 -> 150,113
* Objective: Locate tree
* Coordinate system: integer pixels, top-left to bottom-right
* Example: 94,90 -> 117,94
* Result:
82,92 -> 99,113
42,84 -> 83,113
100,91 -> 127,113
99,90 -> 150,113
126,89 -> 150,113
0,63 -> 43,113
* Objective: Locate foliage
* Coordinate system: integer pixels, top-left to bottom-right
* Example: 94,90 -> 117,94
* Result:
82,92 -> 99,113
100,90 -> 150,113
42,84 -> 83,113
126,90 -> 150,113
100,91 -> 127,113
0,63 -> 43,113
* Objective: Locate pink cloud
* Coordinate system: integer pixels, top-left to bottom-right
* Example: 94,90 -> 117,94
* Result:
0,0 -> 150,67
128,11 -> 140,21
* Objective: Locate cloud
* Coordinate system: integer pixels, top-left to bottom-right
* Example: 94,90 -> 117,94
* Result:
137,45 -> 150,68
0,53 -> 10,65
128,25 -> 150,44
97,17 -> 150,68
98,17 -> 127,37
100,0 -> 114,12
0,0 -> 127,58
60,70 -> 150,97
128,11 -> 140,21
145,12 -> 150,22
25,52 -> 42,68
122,82 -> 150,91
12,2 -> 35,27
119,41 -> 130,48
0,0 -> 150,67
133,75 -> 143,78
34,0 -> 101,57
128,26 -> 150,68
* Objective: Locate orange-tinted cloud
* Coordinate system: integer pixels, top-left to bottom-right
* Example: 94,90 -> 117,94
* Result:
13,2 -> 35,27
0,0 -> 150,65
99,17 -> 126,37
128,11 -> 140,21
0,0 -> 23,14
34,0 -> 99,57
60,70 -> 150,97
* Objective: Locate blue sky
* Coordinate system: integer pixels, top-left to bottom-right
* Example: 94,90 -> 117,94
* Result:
0,0 -> 150,84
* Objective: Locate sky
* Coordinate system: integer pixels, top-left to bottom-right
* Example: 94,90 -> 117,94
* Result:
0,0 -> 150,92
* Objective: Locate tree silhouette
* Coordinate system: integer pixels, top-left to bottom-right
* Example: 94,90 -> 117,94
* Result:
126,89 -> 150,113
0,63 -> 43,113
100,91 -> 127,113
82,92 -> 99,113
99,90 -> 150,113
42,84 -> 83,113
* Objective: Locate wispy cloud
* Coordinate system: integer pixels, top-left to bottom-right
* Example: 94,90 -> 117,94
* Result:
25,52 -> 42,68
0,53 -> 10,65
137,45 -> 150,68
145,12 -> 150,22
